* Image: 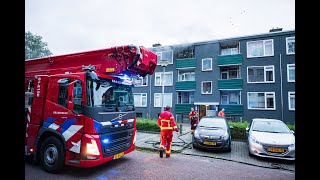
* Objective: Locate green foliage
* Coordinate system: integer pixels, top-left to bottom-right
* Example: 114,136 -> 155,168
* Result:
25,31 -> 53,59
287,123 -> 295,131
136,118 -> 160,132
228,121 -> 249,140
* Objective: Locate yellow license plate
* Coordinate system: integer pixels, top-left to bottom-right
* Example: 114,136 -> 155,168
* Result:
203,141 -> 216,145
113,152 -> 124,159
268,147 -> 285,153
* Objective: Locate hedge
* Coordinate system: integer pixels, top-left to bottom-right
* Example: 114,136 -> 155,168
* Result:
136,118 -> 295,141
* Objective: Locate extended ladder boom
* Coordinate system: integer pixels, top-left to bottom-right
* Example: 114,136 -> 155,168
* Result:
25,45 -> 157,78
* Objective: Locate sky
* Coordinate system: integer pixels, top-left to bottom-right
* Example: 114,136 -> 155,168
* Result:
25,0 -> 295,56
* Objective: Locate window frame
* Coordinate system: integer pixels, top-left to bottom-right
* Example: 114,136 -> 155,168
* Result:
133,93 -> 147,107
133,76 -> 148,87
247,92 -> 276,110
288,91 -> 295,111
154,93 -> 172,107
287,64 -> 295,82
201,81 -> 212,94
156,50 -> 173,65
286,36 -> 295,55
247,65 -> 275,83
154,71 -> 173,86
246,39 -> 274,58
202,58 -> 212,71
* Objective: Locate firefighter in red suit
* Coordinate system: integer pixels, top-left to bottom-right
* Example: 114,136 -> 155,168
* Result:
158,105 -> 179,158
189,108 -> 199,134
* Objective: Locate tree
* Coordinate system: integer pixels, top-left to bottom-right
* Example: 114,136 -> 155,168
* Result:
25,31 -> 53,59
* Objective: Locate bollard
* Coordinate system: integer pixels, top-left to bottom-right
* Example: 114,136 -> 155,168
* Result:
180,124 -> 182,134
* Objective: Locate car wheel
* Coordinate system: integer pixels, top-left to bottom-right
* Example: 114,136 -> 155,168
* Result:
248,149 -> 253,157
226,141 -> 231,152
39,136 -> 65,174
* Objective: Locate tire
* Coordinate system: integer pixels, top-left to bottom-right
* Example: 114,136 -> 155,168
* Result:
39,136 -> 65,173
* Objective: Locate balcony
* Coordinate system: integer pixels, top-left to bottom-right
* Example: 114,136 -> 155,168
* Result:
176,81 -> 196,91
218,54 -> 242,66
218,105 -> 243,115
218,79 -> 243,90
176,58 -> 196,69
175,104 -> 195,113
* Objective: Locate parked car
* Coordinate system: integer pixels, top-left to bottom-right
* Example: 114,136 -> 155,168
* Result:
192,116 -> 232,152
246,118 -> 295,160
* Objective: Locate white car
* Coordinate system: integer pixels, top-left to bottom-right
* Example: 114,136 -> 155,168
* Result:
246,118 -> 295,160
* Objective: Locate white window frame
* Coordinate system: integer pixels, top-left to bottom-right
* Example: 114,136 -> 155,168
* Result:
287,64 -> 295,82
133,93 -> 147,107
156,50 -> 173,65
154,71 -> 173,86
154,93 -> 172,107
247,39 -> 274,58
247,65 -> 275,83
133,76 -> 148,87
202,58 -> 212,71
286,36 -> 295,55
247,92 -> 276,110
178,72 -> 195,81
288,91 -> 295,111
201,81 -> 212,94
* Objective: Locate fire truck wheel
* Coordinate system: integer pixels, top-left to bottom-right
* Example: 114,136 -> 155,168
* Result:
39,136 -> 65,173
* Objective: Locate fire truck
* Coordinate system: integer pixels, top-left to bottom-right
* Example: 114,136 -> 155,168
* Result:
25,45 -> 157,173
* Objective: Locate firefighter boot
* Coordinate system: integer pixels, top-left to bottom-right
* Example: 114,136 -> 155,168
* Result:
166,154 -> 170,158
159,148 -> 164,158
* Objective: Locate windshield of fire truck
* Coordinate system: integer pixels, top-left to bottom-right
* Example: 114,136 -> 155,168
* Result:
86,77 -> 134,108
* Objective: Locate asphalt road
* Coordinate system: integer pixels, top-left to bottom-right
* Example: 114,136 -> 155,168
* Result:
25,150 -> 294,180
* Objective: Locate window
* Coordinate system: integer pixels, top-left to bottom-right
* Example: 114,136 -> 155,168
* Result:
156,50 -> 173,64
178,70 -> 195,81
286,37 -> 295,55
287,64 -> 295,82
133,76 -> 148,87
58,82 -> 68,108
220,91 -> 241,105
247,39 -> 274,58
177,92 -> 194,104
154,93 -> 172,107
202,58 -> 212,71
247,65 -> 274,83
221,47 -> 239,55
154,72 -> 173,86
247,92 -> 275,110
288,92 -> 295,110
73,81 -> 82,113
134,93 -> 147,107
221,95 -> 228,104
221,67 -> 240,79
202,81 -> 212,94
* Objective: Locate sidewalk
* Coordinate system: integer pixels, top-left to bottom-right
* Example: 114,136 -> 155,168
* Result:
135,123 -> 192,152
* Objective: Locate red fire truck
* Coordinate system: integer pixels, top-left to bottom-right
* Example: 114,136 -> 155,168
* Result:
25,45 -> 157,173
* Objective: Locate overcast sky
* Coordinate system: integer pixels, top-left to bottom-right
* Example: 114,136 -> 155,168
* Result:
25,0 -> 295,56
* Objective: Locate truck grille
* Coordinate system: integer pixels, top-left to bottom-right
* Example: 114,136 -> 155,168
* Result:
100,128 -> 133,157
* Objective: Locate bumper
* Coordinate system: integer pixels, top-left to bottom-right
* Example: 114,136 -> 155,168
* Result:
66,144 -> 135,168
192,137 -> 230,151
248,142 -> 295,161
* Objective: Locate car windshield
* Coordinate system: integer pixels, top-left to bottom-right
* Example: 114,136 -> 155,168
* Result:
86,77 -> 134,108
251,120 -> 291,133
198,117 -> 227,129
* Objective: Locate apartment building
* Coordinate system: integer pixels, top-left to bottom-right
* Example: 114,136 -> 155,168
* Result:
132,29 -> 295,124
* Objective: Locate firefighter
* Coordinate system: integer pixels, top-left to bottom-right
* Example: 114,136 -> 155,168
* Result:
218,108 -> 225,117
158,105 -> 179,158
189,108 -> 199,134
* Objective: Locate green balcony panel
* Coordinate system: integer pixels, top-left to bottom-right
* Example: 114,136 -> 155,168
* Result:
176,81 -> 196,91
218,105 -> 243,115
175,104 -> 195,113
176,58 -> 196,69
218,54 -> 242,66
218,79 -> 243,90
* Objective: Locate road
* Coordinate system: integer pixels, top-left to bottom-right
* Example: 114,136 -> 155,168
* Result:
25,150 -> 294,180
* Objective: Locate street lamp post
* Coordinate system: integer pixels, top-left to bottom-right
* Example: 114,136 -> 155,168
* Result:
158,60 -> 169,112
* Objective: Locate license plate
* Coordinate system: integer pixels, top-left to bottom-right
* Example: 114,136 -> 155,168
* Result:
113,152 -> 124,159
203,141 -> 216,145
267,147 -> 285,153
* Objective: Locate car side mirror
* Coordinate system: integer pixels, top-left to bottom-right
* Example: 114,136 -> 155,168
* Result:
290,130 -> 295,135
229,125 -> 233,129
245,127 -> 249,132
